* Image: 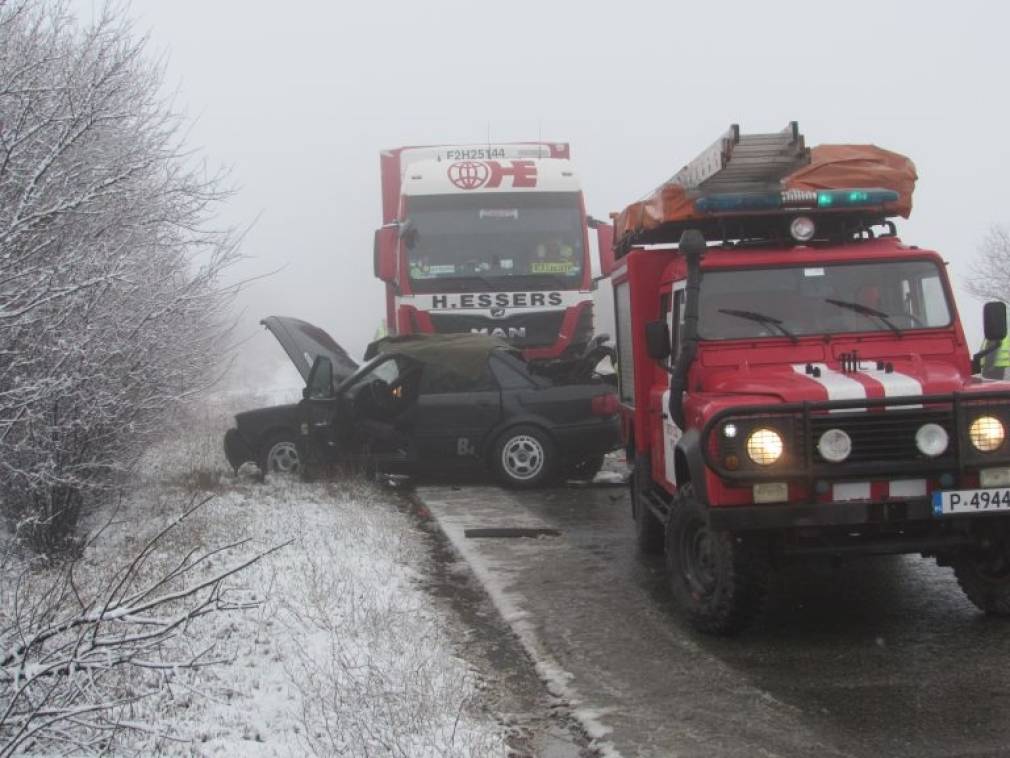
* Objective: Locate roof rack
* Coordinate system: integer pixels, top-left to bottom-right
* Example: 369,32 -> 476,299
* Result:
671,122 -> 809,194
613,122 -> 915,253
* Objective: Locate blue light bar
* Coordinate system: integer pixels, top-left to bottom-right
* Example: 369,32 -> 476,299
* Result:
695,187 -> 900,215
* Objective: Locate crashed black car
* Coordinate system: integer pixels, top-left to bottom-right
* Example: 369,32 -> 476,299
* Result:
223,316 -> 621,488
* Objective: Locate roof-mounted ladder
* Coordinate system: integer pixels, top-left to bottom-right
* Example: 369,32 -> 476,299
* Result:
669,122 -> 810,194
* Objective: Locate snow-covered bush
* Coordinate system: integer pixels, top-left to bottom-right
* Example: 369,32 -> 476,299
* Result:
0,1 -> 238,551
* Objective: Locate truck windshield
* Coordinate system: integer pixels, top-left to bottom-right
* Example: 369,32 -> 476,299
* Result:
403,192 -> 584,293
697,259 -> 951,340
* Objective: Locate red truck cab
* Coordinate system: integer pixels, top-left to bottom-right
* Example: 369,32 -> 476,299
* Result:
612,123 -> 1010,634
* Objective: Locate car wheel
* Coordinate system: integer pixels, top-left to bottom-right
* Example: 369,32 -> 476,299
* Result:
493,425 -> 556,489
631,463 -> 665,555
665,483 -> 769,635
567,454 -> 605,482
260,431 -> 302,478
952,544 -> 1010,615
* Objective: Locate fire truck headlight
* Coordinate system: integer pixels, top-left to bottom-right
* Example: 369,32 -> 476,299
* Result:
969,416 -> 1006,452
746,428 -> 784,466
817,428 -> 852,463
915,423 -> 949,458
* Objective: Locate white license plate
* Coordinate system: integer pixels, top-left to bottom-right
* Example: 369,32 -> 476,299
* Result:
932,488 -> 1010,516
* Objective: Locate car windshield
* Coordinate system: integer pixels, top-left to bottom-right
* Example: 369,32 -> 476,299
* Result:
403,192 -> 584,293
698,259 -> 952,340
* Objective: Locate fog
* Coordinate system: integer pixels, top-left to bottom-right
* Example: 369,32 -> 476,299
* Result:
77,0 -> 1010,385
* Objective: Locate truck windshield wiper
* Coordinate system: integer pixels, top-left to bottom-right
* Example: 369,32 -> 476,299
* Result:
717,308 -> 798,343
824,298 -> 902,336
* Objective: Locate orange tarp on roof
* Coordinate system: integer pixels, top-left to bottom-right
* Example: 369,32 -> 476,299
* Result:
785,145 -> 917,218
615,144 -> 917,241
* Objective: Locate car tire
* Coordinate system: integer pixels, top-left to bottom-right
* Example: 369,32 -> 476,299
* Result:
665,483 -> 769,635
631,463 -> 665,555
567,454 -> 605,482
259,430 -> 302,479
493,425 -> 556,489
952,545 -> 1010,615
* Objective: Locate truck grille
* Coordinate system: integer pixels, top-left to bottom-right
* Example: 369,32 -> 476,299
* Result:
810,409 -> 957,464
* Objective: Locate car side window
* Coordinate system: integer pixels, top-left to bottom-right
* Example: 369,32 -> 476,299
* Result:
489,356 -> 534,389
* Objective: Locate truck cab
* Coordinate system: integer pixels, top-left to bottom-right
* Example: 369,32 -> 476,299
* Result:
613,123 -> 1010,634
373,142 -> 614,361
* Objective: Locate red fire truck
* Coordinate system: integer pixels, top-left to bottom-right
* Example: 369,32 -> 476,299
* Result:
611,123 -> 1010,634
373,142 -> 613,361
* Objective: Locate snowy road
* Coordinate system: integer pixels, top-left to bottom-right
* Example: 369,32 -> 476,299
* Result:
418,484 -> 1010,758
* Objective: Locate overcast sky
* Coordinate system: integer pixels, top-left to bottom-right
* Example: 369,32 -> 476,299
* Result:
75,0 -> 1010,384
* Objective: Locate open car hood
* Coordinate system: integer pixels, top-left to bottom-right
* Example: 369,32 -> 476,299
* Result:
261,316 -> 359,384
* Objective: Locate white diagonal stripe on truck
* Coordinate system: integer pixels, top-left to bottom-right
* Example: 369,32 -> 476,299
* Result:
862,367 -> 923,409
792,363 -> 867,411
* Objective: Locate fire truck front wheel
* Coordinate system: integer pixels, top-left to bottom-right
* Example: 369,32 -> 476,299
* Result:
666,484 -> 769,635
493,425 -> 557,489
951,544 -> 1010,616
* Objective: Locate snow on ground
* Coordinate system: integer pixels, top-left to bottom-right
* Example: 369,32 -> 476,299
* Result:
2,395 -> 509,756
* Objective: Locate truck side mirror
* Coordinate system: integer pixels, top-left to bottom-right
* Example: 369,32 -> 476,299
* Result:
588,215 -> 615,277
645,320 -> 671,361
373,227 -> 398,282
984,301 -> 1007,342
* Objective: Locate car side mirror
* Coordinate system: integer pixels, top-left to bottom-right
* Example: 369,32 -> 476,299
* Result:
645,320 -> 671,361
373,226 -> 398,282
305,356 -> 334,399
984,301 -> 1007,342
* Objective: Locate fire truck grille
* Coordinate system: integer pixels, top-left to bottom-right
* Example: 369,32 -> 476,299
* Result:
809,409 -> 957,464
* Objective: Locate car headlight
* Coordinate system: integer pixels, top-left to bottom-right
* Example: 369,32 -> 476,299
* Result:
818,428 -> 852,463
746,428 -> 784,465
915,423 -> 949,458
969,415 -> 1005,453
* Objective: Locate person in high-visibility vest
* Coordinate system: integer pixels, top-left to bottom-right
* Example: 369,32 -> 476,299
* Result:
980,335 -> 1010,379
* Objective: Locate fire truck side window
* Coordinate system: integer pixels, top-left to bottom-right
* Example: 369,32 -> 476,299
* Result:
671,290 -> 685,361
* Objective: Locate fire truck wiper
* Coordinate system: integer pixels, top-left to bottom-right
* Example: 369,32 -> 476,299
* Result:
824,298 -> 903,336
717,308 -> 798,343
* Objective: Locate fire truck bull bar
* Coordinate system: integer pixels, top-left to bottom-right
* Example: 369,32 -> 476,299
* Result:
700,390 -> 1010,484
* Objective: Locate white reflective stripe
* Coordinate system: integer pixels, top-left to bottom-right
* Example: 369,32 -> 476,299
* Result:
862,368 -> 923,409
792,364 -> 867,412
661,389 -> 679,486
889,479 -> 927,498
833,482 -> 871,501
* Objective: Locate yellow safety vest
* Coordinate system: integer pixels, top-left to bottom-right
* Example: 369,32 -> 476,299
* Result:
981,336 -> 1010,376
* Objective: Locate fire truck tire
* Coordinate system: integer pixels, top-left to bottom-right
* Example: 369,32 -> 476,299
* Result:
665,484 -> 769,635
493,425 -> 557,489
951,546 -> 1010,616
631,466 -> 665,555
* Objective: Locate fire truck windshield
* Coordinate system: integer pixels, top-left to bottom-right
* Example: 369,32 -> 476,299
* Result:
403,192 -> 584,293
697,259 -> 951,340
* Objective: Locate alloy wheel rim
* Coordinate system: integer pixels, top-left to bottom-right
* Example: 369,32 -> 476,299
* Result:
502,435 -> 545,480
267,441 -> 301,474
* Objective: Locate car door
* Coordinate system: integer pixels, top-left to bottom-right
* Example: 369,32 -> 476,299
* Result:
298,355 -> 342,463
410,357 -> 502,465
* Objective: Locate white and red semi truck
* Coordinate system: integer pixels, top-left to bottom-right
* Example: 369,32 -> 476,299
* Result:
373,142 -> 613,361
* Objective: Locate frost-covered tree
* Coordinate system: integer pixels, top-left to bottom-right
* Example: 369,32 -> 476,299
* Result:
967,226 -> 1010,305
0,0 -> 239,551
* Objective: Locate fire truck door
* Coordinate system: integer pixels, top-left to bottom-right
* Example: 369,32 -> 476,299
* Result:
654,286 -> 684,488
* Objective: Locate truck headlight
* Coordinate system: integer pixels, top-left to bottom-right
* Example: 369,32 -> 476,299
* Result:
746,428 -> 784,465
818,428 -> 852,463
915,423 -> 949,458
969,415 -> 1005,452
